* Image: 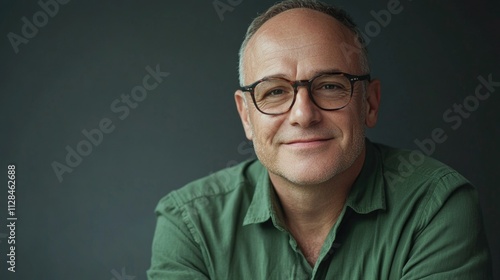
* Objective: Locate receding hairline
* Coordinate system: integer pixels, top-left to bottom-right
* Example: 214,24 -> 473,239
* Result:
238,1 -> 369,86
248,7 -> 355,44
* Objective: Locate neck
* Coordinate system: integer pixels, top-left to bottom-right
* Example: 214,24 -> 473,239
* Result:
270,147 -> 366,237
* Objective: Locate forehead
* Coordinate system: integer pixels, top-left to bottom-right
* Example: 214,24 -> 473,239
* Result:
244,8 -> 362,82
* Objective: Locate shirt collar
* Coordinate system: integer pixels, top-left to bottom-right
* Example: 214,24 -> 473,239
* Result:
345,138 -> 386,214
242,161 -> 275,226
243,138 -> 386,226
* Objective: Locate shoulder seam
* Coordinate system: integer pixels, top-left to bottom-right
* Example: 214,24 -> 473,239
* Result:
413,170 -> 464,237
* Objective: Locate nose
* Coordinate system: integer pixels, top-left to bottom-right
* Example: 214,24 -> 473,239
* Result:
288,86 -> 322,127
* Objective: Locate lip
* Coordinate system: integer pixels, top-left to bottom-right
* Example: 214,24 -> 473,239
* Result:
284,138 -> 333,148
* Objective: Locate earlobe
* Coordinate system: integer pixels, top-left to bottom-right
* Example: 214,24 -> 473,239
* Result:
234,91 -> 253,140
364,79 -> 381,128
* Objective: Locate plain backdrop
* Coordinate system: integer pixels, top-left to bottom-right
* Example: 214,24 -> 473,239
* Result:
0,0 -> 499,279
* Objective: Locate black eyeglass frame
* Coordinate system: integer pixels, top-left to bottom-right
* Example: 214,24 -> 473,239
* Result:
239,72 -> 371,115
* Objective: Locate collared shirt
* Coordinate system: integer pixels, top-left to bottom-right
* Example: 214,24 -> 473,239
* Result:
148,140 -> 492,279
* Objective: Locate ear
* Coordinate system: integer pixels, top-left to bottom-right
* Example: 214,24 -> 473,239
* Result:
235,90 -> 253,140
364,79 -> 381,128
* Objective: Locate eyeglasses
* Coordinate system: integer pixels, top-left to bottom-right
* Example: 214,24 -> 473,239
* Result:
239,72 -> 371,115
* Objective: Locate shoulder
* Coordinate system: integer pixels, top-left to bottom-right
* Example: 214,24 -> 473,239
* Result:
372,142 -> 477,225
370,144 -> 492,277
155,159 -> 263,214
374,142 -> 469,191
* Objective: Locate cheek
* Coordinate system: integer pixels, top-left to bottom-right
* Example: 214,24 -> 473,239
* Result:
250,114 -> 283,144
336,104 -> 366,137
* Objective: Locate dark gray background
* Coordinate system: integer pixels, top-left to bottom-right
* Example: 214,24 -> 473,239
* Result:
1,0 -> 498,279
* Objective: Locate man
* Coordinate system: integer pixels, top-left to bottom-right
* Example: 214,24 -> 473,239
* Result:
148,1 -> 492,279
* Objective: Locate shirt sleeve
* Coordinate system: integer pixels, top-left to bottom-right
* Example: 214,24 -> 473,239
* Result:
147,194 -> 210,280
401,179 -> 493,279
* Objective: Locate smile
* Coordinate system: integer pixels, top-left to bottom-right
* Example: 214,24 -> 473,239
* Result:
284,138 -> 333,149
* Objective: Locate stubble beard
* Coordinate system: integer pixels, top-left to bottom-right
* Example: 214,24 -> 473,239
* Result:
251,101 -> 368,187
252,125 -> 366,187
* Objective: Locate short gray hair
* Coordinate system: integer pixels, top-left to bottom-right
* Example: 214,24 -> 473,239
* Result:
238,0 -> 370,86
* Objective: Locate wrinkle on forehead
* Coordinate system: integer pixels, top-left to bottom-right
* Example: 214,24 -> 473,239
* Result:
243,8 -> 363,83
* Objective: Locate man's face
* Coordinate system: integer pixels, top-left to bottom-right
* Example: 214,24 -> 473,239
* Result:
235,8 -> 380,186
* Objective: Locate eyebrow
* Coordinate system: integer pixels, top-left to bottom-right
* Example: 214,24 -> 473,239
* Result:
258,68 -> 345,81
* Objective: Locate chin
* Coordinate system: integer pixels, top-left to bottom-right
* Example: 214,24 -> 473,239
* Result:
285,175 -> 335,187
275,161 -> 346,187
276,147 -> 363,186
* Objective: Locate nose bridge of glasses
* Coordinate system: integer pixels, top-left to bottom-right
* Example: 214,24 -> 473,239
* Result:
292,80 -> 312,93
290,80 -> 318,111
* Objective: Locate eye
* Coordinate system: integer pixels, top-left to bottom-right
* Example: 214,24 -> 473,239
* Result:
255,79 -> 293,101
322,84 -> 341,90
318,83 -> 345,91
266,88 -> 286,96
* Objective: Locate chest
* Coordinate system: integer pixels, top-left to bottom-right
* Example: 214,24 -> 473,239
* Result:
222,225 -> 406,280
295,236 -> 327,266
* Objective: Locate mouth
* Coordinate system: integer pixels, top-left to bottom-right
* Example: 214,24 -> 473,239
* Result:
284,137 -> 333,148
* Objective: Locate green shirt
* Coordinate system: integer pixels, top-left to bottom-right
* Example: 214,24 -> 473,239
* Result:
148,140 -> 492,279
